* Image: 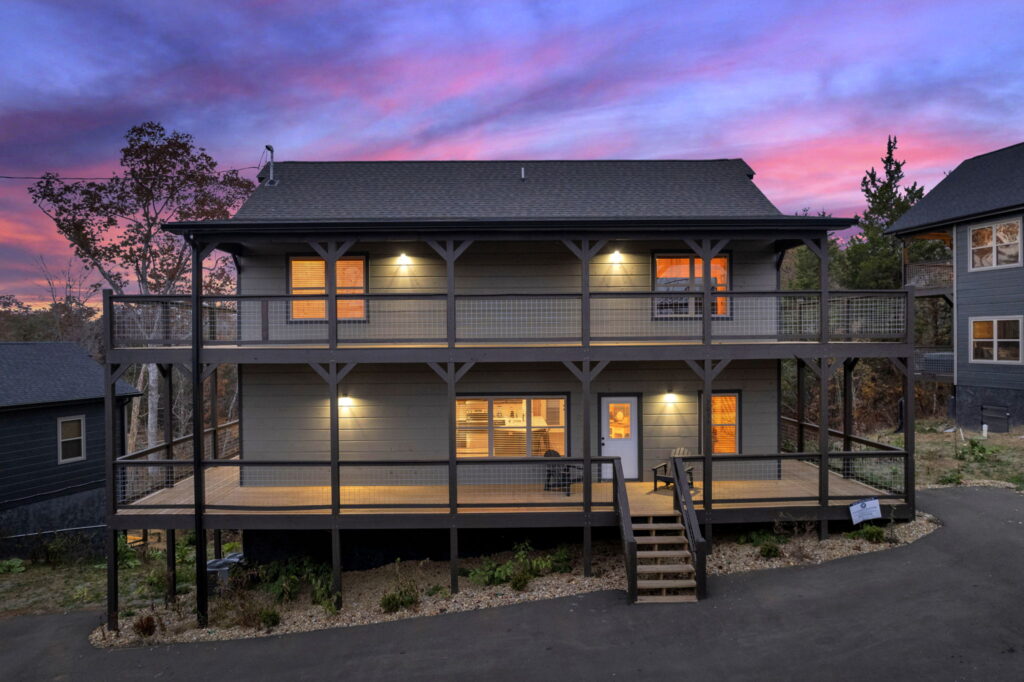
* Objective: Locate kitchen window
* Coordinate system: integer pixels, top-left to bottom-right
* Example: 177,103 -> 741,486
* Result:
969,219 -> 1021,270
970,317 -> 1021,363
288,256 -> 367,320
653,253 -> 730,317
456,396 -> 567,458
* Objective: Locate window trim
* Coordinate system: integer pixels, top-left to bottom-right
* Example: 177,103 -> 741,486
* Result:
968,315 -> 1023,364
697,390 -> 742,455
455,392 -> 570,458
650,251 -> 732,320
286,253 -> 369,323
57,415 -> 86,465
967,217 -> 1022,272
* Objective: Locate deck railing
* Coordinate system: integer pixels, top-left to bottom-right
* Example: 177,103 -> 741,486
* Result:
913,346 -> 954,377
108,289 -> 910,349
672,458 -> 707,598
905,260 -> 953,290
611,458 -> 638,603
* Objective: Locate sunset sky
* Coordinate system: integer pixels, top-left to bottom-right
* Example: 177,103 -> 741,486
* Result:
2,0 -> 1023,304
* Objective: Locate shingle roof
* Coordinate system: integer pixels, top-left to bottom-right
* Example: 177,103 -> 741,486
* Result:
0,343 -> 138,409
888,141 -> 1024,234
232,160 -> 784,222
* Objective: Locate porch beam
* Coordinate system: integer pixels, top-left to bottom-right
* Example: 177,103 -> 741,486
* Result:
161,363 -> 177,601
580,359 -> 593,575
700,358 -> 714,544
103,349 -> 119,631
900,355 -> 916,515
445,360 -> 459,592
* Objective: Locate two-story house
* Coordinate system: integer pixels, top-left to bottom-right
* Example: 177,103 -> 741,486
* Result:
890,142 -> 1024,431
102,159 -> 915,628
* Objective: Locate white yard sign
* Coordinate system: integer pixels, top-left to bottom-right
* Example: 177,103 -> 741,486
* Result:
849,498 -> 881,525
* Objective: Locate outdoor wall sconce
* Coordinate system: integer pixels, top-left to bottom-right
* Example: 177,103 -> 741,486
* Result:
611,250 -> 623,263
398,253 -> 411,265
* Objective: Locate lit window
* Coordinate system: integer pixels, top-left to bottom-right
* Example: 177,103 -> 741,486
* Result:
970,317 -> 1021,363
58,416 -> 85,463
289,256 -> 366,320
970,219 -> 1021,270
702,393 -> 739,454
456,396 -> 567,457
653,253 -> 729,317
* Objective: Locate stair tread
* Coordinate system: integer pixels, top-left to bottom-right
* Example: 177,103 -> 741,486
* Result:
636,595 -> 699,604
633,523 -> 685,531
637,579 -> 698,589
636,536 -> 687,544
637,550 -> 692,559
636,564 -> 694,573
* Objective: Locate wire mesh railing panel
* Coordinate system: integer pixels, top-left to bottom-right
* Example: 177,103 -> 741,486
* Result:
112,299 -> 192,347
202,300 -> 239,343
710,294 -> 821,341
339,463 -> 449,506
337,297 -> 447,343
456,296 -> 581,342
591,294 -> 701,341
829,293 -> 907,340
233,298 -> 329,344
456,460 -> 588,506
215,463 -> 332,509
828,454 -> 905,496
914,346 -> 954,376
905,261 -> 952,289
116,462 -> 194,506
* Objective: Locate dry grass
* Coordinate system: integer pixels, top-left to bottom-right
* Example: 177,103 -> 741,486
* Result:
909,421 -> 1024,489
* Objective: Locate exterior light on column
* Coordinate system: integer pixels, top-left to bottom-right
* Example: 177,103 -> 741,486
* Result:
338,395 -> 354,407
611,250 -> 623,263
665,389 -> 677,402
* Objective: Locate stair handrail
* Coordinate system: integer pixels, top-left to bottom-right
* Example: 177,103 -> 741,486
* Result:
672,457 -> 707,599
611,457 -> 638,603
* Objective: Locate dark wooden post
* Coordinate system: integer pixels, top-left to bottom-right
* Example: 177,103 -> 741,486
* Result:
160,363 -> 177,596
842,358 -> 859,479
819,236 -> 830,345
796,359 -> 806,452
581,360 -> 592,575
209,366 -> 219,461
905,289 -> 917,514
102,317 -> 119,630
189,239 -> 211,627
816,358 -> 832,540
701,359 -> 714,544
166,529 -> 177,604
581,238 -> 591,348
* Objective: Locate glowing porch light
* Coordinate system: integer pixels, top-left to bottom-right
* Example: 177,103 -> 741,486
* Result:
338,396 -> 354,407
398,253 -> 411,265
611,250 -> 623,263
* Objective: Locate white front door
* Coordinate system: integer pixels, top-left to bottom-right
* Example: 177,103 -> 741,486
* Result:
600,396 -> 639,479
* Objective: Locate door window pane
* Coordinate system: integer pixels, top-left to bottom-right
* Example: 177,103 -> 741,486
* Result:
608,403 -> 631,439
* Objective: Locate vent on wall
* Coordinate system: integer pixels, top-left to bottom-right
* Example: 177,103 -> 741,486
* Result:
981,404 -> 1010,433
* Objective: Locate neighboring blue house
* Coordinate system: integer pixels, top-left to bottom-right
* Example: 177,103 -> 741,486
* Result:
0,343 -> 137,553
889,142 -> 1024,431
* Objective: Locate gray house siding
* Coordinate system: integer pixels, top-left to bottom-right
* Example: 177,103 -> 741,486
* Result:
953,214 -> 1024,428
239,360 -> 778,484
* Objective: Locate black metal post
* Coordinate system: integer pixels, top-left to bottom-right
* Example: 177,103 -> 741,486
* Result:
166,529 -> 176,603
701,359 -> 713,544
581,360 -> 593,576
581,238 -> 591,348
329,363 -> 342,604
331,527 -> 342,608
905,290 -> 917,514
190,241 -> 209,627
449,527 -> 459,594
842,358 -> 857,478
102,323 -> 119,630
446,361 -> 459,592
210,366 -> 219,461
818,359 -> 830,540
325,242 -> 338,350
796,359 -> 806,452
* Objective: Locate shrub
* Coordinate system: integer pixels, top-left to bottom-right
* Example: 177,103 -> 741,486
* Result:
509,570 -> 532,591
117,534 -> 141,569
845,525 -> 887,544
758,542 -> 782,559
0,558 -> 26,574
131,614 -> 157,638
938,470 -> 963,485
956,439 -> 996,463
258,608 -> 281,629
380,585 -> 419,613
550,546 -> 572,573
425,584 -> 448,597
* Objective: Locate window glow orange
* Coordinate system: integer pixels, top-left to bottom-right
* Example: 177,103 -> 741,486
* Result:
289,256 -> 366,320
710,394 -> 738,454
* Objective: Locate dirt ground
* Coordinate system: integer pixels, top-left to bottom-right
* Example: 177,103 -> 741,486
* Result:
907,420 -> 1024,488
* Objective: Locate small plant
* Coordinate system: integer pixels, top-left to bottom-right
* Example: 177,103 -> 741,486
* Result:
379,559 -> 419,613
0,558 -> 26,574
258,608 -> 281,629
550,546 -> 573,573
956,438 -> 995,463
738,529 -> 786,549
938,470 -> 963,485
425,584 -> 448,598
117,534 -> 141,569
758,542 -> 782,559
222,541 -> 242,554
131,614 -> 157,638
509,570 -> 532,591
845,525 -> 887,544
1007,473 -> 1024,491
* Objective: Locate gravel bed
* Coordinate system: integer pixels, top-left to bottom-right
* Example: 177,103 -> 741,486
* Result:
90,514 -> 938,648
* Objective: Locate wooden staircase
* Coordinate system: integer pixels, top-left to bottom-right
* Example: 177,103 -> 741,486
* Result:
631,513 -> 698,603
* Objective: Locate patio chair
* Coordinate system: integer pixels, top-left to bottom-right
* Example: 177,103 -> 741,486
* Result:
542,449 -> 583,496
651,447 -> 695,492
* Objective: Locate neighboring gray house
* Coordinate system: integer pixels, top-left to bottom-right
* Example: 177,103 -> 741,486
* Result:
0,343 -> 137,552
890,141 -> 1024,430
102,159 -> 916,626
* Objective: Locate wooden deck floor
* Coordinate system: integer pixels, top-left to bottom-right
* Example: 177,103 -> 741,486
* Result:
119,460 -> 884,517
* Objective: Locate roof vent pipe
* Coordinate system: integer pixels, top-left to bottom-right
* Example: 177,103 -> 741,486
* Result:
521,166 -> 526,182
265,144 -> 275,183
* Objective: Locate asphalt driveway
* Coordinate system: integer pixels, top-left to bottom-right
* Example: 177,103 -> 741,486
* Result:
2,486 -> 1021,681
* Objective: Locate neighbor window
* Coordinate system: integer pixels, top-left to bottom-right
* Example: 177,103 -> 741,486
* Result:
970,317 -> 1021,363
653,253 -> 730,317
969,219 -> 1021,270
58,416 -> 85,464
288,256 -> 367,320
456,396 -> 567,457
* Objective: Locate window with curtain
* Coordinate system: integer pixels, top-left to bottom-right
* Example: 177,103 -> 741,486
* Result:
456,396 -> 567,457
289,256 -> 366,320
699,393 -> 739,455
970,219 -> 1021,270
653,253 -> 729,317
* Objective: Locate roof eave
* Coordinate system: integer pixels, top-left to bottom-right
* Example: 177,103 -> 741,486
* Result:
887,202 -> 1024,236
